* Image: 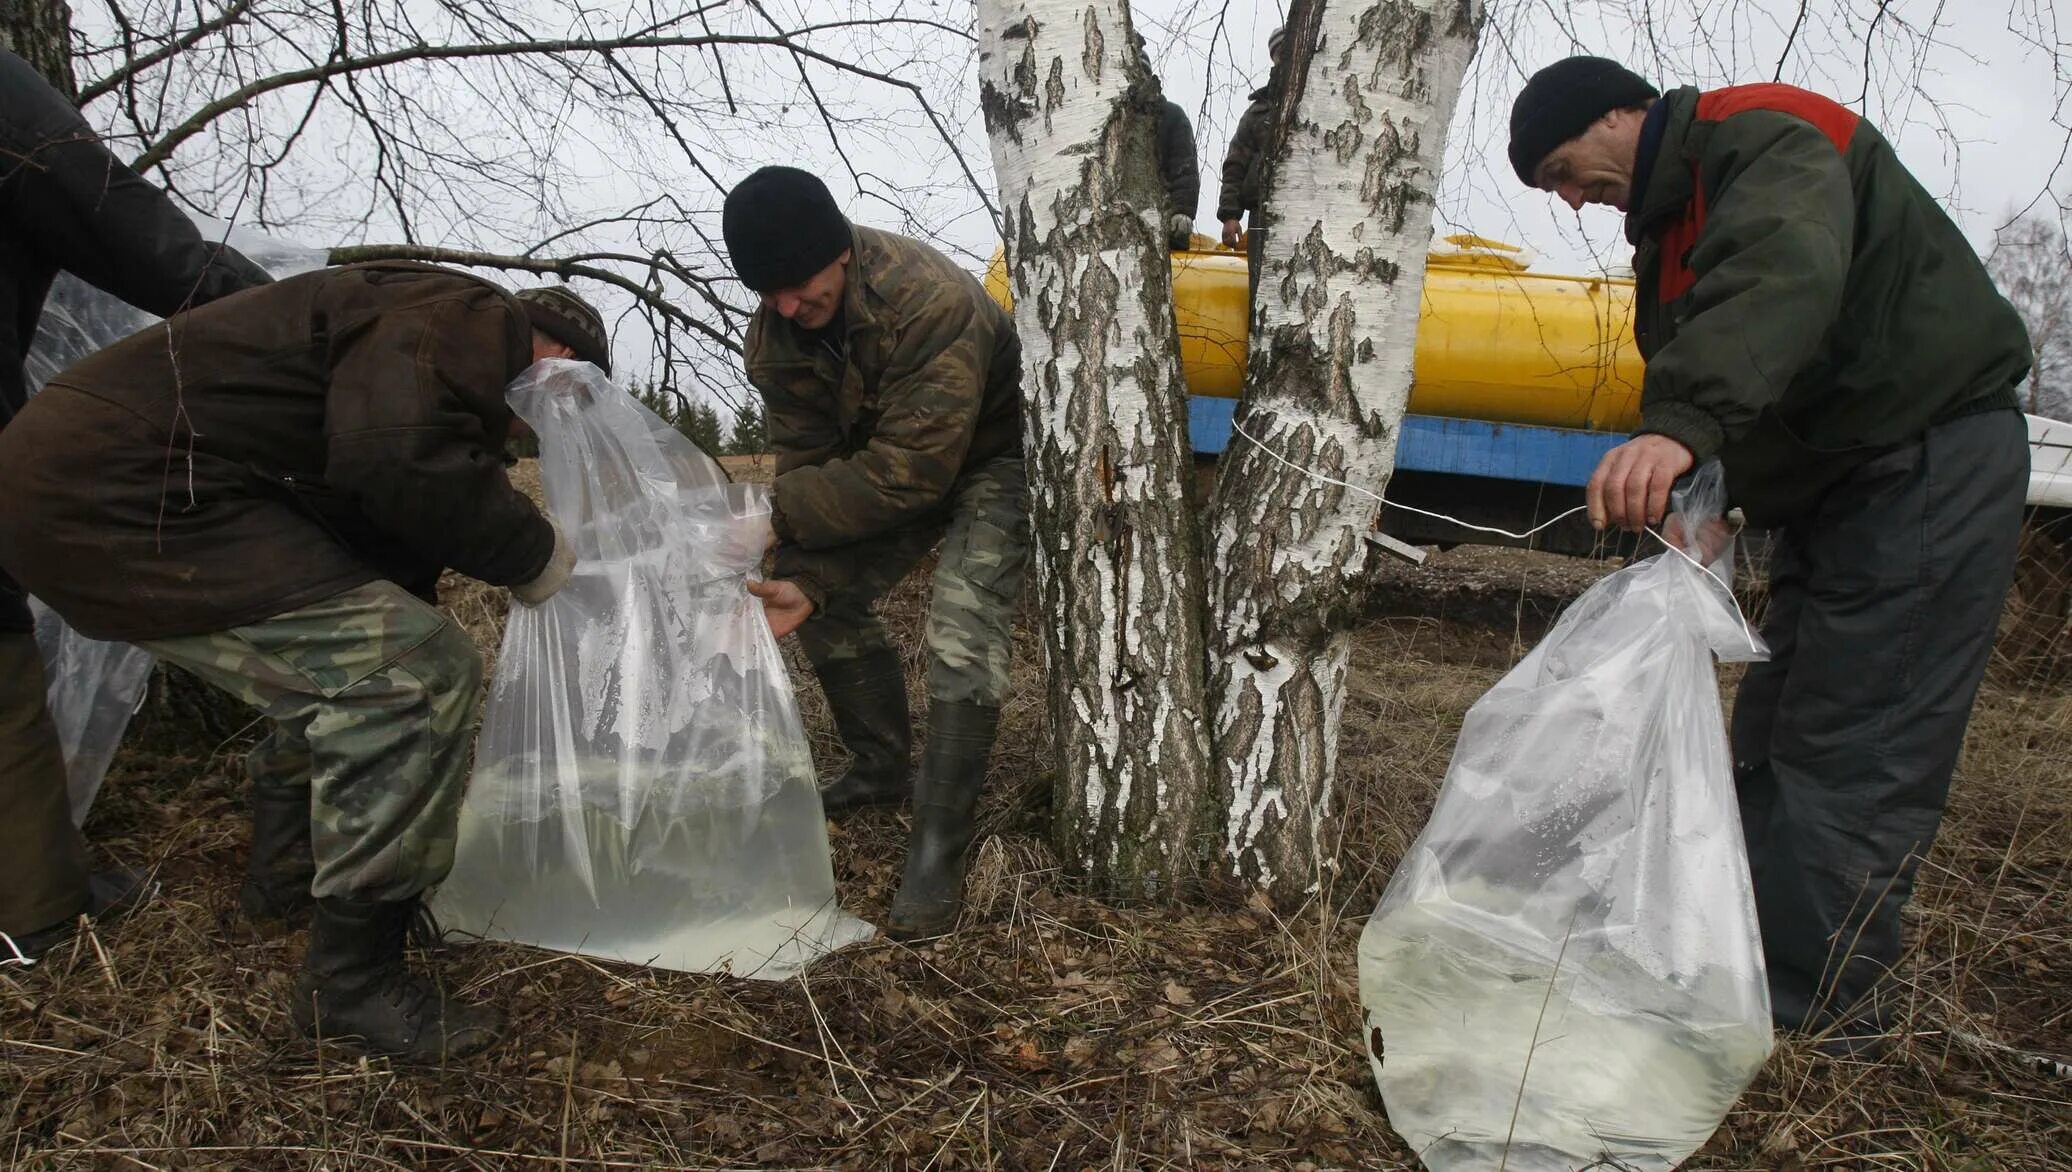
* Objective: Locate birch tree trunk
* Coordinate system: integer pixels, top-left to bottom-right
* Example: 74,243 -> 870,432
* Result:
977,0 -> 1213,897
1208,0 -> 1483,903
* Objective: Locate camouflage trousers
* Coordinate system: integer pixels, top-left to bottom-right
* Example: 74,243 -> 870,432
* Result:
140,580 -> 480,902
798,456 -> 1030,707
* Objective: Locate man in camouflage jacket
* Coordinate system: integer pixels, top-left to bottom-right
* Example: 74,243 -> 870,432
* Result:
723,165 -> 1027,940
0,258 -> 614,1062
1510,57 -> 2032,1054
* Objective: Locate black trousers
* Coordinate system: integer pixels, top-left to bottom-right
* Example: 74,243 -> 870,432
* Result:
1732,408 -> 2028,1029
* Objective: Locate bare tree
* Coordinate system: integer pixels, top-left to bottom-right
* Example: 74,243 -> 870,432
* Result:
37,0 -> 997,417
1988,212 -> 2072,420
977,0 -> 1485,902
976,0 -> 1215,896
1205,0 -> 1484,901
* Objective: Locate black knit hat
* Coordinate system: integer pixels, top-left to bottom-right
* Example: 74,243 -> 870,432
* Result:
1508,56 -> 1660,186
514,285 -> 611,375
722,166 -> 852,293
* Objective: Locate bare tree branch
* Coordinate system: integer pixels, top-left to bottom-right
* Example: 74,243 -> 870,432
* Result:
77,0 -> 257,106
326,241 -> 745,356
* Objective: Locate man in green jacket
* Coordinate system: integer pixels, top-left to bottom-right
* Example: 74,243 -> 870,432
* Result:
0,263 -> 611,1062
1510,57 -> 2032,1053
722,165 -> 1027,939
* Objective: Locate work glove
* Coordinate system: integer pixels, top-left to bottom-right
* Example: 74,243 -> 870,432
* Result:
510,518 -> 576,606
1168,213 -> 1194,251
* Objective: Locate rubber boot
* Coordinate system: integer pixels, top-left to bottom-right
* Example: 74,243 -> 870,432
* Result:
239,778 -> 316,924
814,648 -> 913,817
885,701 -> 1001,939
291,896 -> 504,1062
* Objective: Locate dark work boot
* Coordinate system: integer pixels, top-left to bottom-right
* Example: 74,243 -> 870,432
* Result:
291,896 -> 504,1063
885,701 -> 1002,939
239,779 -> 316,925
814,648 -> 914,818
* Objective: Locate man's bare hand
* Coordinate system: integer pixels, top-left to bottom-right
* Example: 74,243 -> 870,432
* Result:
747,578 -> 814,639
1220,218 -> 1244,248
1587,434 -> 1696,533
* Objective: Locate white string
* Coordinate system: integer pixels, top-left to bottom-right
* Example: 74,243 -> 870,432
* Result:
0,932 -> 34,968
1643,524 -> 1763,655
1229,418 -> 1589,541
1228,416 -> 1763,654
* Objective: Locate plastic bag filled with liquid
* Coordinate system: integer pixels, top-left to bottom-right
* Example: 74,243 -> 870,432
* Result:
1359,464 -> 1773,1171
430,359 -> 873,979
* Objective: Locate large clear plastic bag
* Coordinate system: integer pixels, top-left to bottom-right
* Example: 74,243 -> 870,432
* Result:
430,359 -> 874,979
29,598 -> 154,824
1359,465 -> 1773,1172
20,218 -> 327,823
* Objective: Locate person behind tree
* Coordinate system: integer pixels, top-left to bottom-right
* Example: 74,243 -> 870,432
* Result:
722,165 -> 1029,940
1215,25 -> 1287,297
0,262 -> 612,1064
1137,32 -> 1201,250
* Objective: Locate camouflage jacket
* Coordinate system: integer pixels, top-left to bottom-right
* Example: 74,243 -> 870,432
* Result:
745,225 -> 1023,607
1215,79 -> 1281,221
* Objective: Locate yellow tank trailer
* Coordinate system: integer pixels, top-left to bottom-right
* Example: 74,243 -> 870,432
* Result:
982,234 -> 1645,432
982,234 -> 1651,557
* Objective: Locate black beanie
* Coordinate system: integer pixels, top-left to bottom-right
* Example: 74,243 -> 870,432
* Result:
1508,57 -> 1660,186
513,285 -> 611,375
722,166 -> 852,293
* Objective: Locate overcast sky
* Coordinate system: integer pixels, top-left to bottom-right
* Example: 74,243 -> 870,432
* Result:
1105,0 -> 2071,275
80,0 -> 2072,397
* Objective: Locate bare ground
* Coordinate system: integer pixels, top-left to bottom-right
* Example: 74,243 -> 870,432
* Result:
4,470 -> 2067,1169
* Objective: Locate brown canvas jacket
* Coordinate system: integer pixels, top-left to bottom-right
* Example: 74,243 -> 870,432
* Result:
0,261 -> 553,640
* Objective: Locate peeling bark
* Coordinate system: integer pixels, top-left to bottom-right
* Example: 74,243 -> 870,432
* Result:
977,0 -> 1213,897
1208,0 -> 1483,903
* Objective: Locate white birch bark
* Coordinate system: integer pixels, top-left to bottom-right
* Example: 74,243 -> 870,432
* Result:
976,0 -> 1213,895
1208,0 -> 1484,903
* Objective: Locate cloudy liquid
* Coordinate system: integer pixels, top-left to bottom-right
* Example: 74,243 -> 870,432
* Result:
431,774 -> 873,980
1360,905 -> 1771,1172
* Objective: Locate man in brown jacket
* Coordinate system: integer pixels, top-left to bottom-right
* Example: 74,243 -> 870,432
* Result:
0,262 -> 610,1062
722,166 -> 1027,939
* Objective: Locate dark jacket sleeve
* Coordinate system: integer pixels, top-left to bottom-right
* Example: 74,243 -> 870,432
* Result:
2,54 -> 272,311
769,541 -> 860,611
1158,100 -> 1200,220
1637,111 -> 1856,461
768,296 -> 990,550
1216,101 -> 1270,221
319,281 -> 554,587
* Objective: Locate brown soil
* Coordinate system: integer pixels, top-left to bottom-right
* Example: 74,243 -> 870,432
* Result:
5,468 -> 2066,1169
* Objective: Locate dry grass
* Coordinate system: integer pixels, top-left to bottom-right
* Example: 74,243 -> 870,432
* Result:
4,481 -> 2067,1169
